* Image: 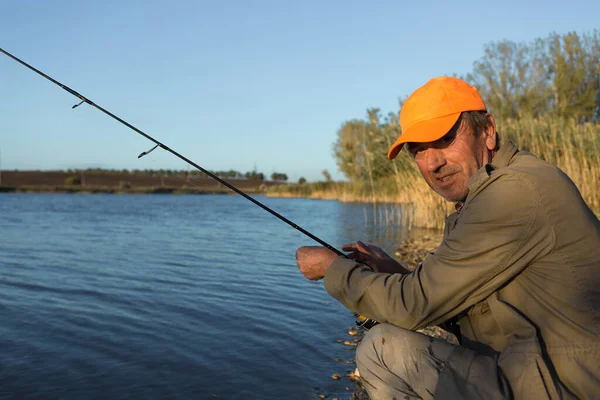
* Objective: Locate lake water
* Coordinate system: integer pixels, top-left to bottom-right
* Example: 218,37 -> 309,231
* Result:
0,193 -> 417,399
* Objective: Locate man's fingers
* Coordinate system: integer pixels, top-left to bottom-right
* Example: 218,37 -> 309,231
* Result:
343,241 -> 371,251
343,242 -> 375,259
355,241 -> 371,253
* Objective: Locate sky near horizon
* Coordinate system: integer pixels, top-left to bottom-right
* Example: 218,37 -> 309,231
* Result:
1,1 -> 598,182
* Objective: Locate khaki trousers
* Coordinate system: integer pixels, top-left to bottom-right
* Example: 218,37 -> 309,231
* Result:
356,324 -> 509,400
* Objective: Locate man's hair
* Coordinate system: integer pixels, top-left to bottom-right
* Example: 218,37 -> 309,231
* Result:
460,110 -> 500,150
461,111 -> 492,137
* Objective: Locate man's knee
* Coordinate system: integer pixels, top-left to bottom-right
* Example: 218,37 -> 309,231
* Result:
357,324 -> 456,376
356,323 -> 415,369
356,324 -> 458,399
356,324 -> 431,397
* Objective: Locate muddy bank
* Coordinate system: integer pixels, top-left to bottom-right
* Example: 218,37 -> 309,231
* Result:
0,171 -> 277,194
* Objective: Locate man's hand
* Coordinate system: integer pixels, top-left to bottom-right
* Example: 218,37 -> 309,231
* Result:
342,241 -> 410,274
295,246 -> 339,280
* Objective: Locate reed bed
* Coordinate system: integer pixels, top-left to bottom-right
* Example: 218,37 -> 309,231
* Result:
502,118 -> 599,212
267,117 -> 600,230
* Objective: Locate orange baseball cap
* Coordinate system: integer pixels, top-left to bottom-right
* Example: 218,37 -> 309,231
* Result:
387,76 -> 486,160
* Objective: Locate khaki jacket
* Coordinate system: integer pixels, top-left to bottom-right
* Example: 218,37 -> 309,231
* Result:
324,141 -> 600,399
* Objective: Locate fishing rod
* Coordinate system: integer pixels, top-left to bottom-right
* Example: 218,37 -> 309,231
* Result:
0,47 -> 343,256
1,47 -> 378,329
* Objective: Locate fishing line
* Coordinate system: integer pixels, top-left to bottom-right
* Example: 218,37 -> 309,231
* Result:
0,47 -> 343,256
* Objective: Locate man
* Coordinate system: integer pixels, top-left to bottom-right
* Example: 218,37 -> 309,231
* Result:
296,77 -> 600,399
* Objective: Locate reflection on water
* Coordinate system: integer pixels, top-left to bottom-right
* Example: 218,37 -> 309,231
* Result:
335,201 -> 438,254
0,193 -> 429,399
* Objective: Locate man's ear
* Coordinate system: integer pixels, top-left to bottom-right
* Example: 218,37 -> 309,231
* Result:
484,113 -> 498,151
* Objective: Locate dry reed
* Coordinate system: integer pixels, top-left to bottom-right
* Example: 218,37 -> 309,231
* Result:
267,117 -> 599,230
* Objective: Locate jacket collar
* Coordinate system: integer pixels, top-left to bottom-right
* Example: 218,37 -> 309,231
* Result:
490,140 -> 519,170
456,140 -> 520,211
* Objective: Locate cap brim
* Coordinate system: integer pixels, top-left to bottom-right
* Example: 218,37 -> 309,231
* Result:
387,112 -> 461,159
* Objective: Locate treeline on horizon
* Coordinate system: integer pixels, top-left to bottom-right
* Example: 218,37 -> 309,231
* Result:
267,30 -> 600,229
19,168 -> 292,182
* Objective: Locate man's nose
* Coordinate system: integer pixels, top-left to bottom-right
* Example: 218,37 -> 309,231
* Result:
425,147 -> 446,172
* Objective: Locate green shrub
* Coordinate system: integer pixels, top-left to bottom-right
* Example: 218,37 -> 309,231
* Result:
64,176 -> 82,185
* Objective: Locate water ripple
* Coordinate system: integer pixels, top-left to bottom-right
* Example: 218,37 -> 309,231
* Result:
0,193 -> 408,399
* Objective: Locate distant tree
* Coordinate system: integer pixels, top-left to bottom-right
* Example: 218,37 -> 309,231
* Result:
245,171 -> 265,181
594,88 -> 600,122
322,169 -> 332,182
65,175 -> 82,185
270,172 -> 289,182
228,169 -> 242,178
298,177 -> 307,184
465,30 -> 600,120
333,119 -> 365,181
332,109 -> 399,182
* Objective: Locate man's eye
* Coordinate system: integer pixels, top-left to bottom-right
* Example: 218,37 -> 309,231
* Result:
441,131 -> 457,144
411,147 -> 425,158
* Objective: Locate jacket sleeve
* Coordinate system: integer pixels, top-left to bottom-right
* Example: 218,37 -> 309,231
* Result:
323,174 -> 554,330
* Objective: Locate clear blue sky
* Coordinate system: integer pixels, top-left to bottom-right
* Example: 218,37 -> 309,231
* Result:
1,0 -> 598,182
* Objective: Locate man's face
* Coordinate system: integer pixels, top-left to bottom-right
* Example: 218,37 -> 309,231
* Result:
406,116 -> 497,202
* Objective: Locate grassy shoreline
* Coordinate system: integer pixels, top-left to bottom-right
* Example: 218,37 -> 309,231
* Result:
268,118 -> 600,229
